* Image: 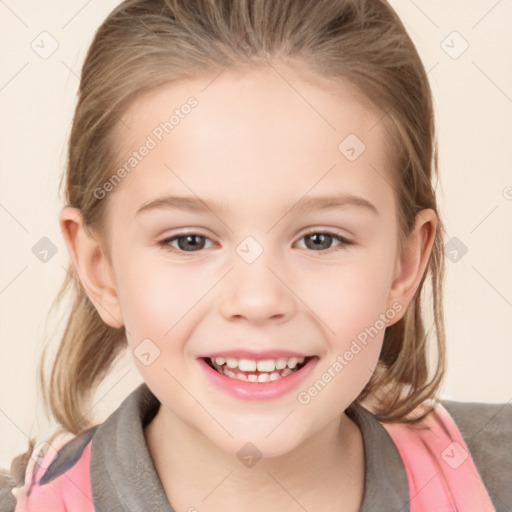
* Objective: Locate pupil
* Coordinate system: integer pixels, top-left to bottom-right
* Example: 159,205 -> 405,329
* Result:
179,235 -> 205,251
307,233 -> 332,250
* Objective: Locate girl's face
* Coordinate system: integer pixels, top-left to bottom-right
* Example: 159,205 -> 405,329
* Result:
83,66 -> 432,457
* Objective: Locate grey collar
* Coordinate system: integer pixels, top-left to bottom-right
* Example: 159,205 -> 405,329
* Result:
90,383 -> 409,512
348,402 -> 409,512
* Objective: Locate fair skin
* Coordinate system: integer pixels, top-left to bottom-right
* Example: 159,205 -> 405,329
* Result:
60,65 -> 436,512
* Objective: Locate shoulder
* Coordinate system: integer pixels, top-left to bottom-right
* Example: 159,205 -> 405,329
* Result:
440,399 -> 512,510
381,399 -> 511,512
12,426 -> 98,512
440,399 -> 512,441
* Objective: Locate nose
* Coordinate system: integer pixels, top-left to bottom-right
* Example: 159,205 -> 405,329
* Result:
219,250 -> 296,324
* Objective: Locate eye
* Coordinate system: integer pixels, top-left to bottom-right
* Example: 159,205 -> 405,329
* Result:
296,230 -> 354,252
158,233 -> 215,253
157,229 -> 354,255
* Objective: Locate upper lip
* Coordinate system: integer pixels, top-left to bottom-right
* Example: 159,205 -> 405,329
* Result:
199,350 -> 313,361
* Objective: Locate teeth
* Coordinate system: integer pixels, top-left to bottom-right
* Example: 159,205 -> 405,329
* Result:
238,359 -> 257,372
287,357 -> 298,369
210,355 -> 308,381
226,358 -> 238,369
256,359 -> 276,372
275,358 -> 288,370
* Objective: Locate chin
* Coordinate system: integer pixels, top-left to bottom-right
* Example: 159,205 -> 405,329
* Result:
204,420 -> 309,462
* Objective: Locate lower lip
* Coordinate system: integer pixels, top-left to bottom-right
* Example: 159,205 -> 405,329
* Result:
198,357 -> 318,400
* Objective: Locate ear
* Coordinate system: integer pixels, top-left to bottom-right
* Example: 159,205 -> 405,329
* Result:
386,208 -> 437,319
59,206 -> 124,328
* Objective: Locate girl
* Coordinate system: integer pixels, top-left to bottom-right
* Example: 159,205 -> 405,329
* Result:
2,0 -> 510,511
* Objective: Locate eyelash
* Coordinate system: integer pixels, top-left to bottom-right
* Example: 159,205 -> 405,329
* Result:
157,230 -> 355,255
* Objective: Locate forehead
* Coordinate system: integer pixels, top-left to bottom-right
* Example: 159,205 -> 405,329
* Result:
106,65 -> 396,220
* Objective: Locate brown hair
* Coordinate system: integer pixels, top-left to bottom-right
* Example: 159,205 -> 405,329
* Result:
47,0 -> 445,437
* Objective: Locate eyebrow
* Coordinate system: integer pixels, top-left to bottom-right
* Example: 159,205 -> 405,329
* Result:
136,193 -> 379,217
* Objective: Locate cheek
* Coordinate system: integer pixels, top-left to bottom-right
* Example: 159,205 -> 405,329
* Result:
295,261 -> 391,416
294,251 -> 395,396
116,255 -> 207,339
297,253 -> 395,338
115,256 -> 220,386
116,261 -> 200,389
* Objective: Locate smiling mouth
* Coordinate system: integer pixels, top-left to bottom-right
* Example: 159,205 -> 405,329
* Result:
204,356 -> 313,382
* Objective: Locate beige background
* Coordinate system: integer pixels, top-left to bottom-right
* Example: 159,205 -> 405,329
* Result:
1,0 -> 511,467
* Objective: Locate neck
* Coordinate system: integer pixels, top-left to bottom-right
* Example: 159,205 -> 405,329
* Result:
144,404 -> 365,512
